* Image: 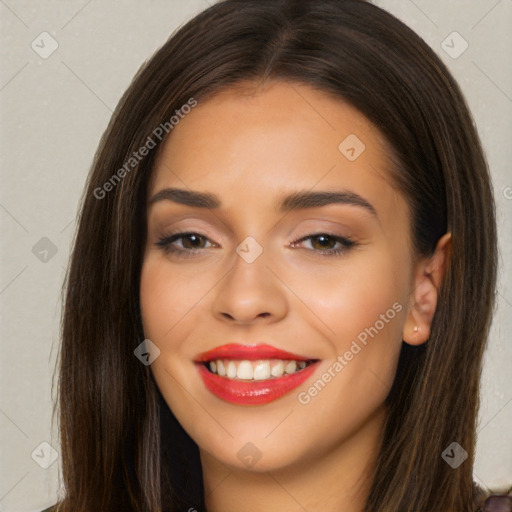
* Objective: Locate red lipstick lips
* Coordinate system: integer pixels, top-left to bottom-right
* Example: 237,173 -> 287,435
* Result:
195,343 -> 318,406
195,343 -> 311,362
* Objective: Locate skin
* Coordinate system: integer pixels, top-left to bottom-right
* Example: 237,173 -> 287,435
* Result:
140,80 -> 450,511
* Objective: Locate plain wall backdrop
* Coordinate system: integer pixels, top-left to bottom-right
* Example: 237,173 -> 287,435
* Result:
0,1 -> 511,510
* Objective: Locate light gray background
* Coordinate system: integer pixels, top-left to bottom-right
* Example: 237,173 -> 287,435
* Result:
1,1 -> 511,510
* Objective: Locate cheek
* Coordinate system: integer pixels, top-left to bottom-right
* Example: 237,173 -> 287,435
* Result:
285,247 -> 408,351
139,257 -> 209,425
140,255 -> 211,343
140,262 -> 173,341
290,248 -> 408,409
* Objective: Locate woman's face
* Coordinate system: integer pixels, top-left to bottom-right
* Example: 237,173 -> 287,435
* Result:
140,80 -> 417,473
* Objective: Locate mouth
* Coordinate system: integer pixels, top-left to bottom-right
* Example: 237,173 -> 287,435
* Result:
194,344 -> 319,405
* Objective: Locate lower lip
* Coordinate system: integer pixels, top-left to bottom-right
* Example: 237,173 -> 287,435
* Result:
196,363 -> 318,405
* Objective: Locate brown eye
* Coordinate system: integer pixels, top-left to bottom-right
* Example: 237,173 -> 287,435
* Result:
180,234 -> 208,249
156,232 -> 215,256
292,233 -> 356,257
309,234 -> 338,250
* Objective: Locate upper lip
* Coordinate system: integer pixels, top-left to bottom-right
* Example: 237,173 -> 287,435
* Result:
195,343 -> 316,362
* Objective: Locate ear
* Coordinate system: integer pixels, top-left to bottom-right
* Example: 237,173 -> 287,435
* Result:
402,233 -> 451,345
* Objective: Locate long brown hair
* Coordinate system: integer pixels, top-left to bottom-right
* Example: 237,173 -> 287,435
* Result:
55,0 -> 498,510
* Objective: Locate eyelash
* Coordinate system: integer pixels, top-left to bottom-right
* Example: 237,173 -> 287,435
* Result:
155,231 -> 356,258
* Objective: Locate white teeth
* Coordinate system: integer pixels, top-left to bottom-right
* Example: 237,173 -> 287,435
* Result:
284,361 -> 297,374
226,361 -> 237,379
253,361 -> 271,380
237,360 -> 254,380
217,360 -> 226,376
207,359 -> 310,380
271,361 -> 284,377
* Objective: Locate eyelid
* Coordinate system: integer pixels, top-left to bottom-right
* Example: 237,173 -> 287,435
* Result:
155,230 -> 356,258
290,232 -> 356,255
155,231 -> 217,249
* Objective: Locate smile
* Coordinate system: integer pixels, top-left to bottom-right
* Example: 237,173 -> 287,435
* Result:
195,343 -> 319,405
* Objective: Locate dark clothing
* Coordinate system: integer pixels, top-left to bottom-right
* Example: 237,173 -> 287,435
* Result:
39,493 -> 512,512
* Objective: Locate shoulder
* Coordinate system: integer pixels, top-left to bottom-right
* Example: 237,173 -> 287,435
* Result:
480,495 -> 512,511
473,482 -> 512,512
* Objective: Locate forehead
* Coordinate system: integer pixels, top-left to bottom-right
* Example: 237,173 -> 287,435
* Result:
148,80 -> 406,226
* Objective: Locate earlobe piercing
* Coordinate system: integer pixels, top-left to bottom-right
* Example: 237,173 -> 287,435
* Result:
413,326 -> 419,333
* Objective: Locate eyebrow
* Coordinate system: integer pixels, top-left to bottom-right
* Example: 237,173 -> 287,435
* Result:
149,187 -> 377,216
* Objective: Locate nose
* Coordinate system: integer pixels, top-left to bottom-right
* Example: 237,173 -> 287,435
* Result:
211,245 -> 288,325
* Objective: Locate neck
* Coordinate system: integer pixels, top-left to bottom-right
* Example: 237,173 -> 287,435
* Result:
200,405 -> 386,512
